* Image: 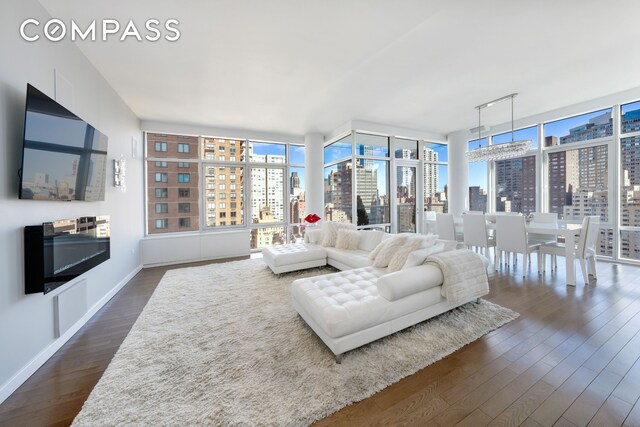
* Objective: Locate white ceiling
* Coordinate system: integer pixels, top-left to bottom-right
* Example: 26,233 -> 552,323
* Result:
39,0 -> 640,137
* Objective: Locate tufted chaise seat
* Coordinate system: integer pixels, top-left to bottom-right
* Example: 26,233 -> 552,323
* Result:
291,267 -> 385,338
291,262 -> 464,360
262,243 -> 327,274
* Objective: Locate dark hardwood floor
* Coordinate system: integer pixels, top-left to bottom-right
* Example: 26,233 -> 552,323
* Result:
1,256 -> 640,426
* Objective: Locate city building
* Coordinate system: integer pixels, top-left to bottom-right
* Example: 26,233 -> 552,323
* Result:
147,134 -> 200,233
469,185 -> 487,213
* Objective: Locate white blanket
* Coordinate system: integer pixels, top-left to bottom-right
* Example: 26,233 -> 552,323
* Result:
426,249 -> 489,304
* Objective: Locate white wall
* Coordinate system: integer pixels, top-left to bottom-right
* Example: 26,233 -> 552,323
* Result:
0,0 -> 143,402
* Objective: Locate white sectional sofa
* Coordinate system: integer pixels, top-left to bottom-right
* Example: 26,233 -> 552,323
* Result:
261,222 -> 489,362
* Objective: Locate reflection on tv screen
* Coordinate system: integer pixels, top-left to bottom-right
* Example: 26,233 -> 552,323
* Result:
19,84 -> 108,201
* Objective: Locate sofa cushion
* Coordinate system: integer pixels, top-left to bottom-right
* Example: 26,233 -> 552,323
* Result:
402,243 -> 446,270
325,247 -> 372,269
357,230 -> 385,251
370,234 -> 410,267
306,228 -> 323,245
377,264 -> 444,301
387,235 -> 433,272
335,229 -> 360,250
321,221 -> 356,247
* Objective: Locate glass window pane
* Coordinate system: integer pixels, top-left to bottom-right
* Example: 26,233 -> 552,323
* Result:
204,165 -> 244,227
397,165 -> 417,233
544,108 -> 612,145
324,161 -> 352,223
620,230 -> 640,259
495,155 -> 536,214
598,228 -> 614,257
249,141 -> 286,163
289,167 -> 305,224
251,167 -> 284,223
355,159 -> 389,226
355,133 -> 389,157
621,101 -> 640,134
395,138 -> 418,159
202,137 -> 245,161
250,227 -> 286,250
147,160 -> 199,234
324,134 -> 353,164
288,224 -> 306,244
468,138 -> 488,213
290,145 -> 305,165
147,133 -> 198,159
548,145 -> 608,221
425,164 -> 448,213
493,126 -> 538,149
424,142 -> 448,163
622,135 -> 640,229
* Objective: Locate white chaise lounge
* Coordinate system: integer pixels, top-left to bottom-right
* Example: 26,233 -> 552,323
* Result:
291,252 -> 489,362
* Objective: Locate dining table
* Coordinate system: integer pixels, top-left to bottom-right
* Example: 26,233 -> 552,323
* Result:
425,216 -> 583,286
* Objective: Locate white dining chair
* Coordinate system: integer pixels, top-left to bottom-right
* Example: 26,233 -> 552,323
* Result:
495,215 -> 541,278
435,213 -> 461,242
538,216 -> 600,284
528,212 -> 559,269
463,214 -> 496,267
423,211 -> 437,234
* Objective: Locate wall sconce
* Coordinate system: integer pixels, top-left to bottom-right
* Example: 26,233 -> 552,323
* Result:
114,154 -> 126,192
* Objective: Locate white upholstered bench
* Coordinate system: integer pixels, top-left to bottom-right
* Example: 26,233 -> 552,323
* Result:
262,243 -> 327,274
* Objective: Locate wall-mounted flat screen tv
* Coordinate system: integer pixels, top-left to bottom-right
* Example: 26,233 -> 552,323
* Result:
19,84 -> 109,201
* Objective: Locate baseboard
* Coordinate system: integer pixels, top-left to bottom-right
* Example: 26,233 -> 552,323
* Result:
142,253 -> 248,268
0,264 -> 143,405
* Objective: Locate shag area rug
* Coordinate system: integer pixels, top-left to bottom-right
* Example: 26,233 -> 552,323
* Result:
73,258 -> 518,426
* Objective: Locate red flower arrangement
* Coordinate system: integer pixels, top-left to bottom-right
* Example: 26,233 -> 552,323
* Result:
304,213 -> 321,224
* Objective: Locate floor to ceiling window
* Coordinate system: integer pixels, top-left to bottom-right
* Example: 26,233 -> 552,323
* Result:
544,109 -> 613,256
620,100 -> 640,260
145,132 -> 305,250
423,142 -> 449,213
324,132 -> 447,232
493,126 -> 538,214
355,133 -> 389,227
468,137 -> 488,212
324,134 -> 353,223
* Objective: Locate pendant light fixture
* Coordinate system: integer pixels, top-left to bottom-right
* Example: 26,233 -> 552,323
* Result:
466,93 -> 532,162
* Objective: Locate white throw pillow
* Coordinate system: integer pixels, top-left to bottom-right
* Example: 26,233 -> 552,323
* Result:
306,228 -> 323,245
420,233 -> 439,248
387,235 -> 428,272
372,235 -> 410,268
321,221 -> 355,247
357,230 -> 385,251
335,229 -> 360,250
401,243 -> 446,270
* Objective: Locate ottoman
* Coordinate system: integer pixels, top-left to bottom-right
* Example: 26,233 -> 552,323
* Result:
262,243 -> 327,274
